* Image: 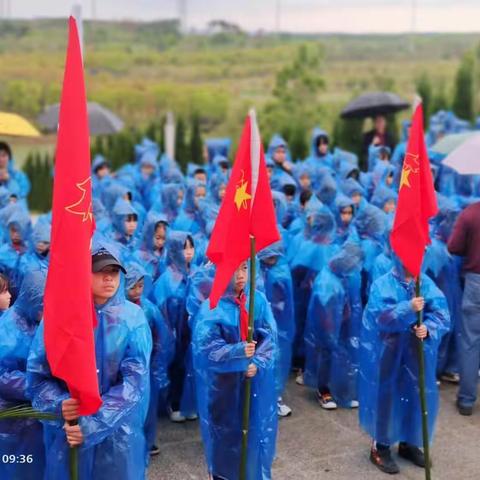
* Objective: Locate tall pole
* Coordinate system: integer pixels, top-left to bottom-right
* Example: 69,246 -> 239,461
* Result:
410,0 -> 417,54
416,276 -> 431,480
239,236 -> 256,480
275,0 -> 281,34
178,0 -> 187,34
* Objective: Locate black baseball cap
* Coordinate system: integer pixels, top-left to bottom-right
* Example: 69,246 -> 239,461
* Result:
92,248 -> 126,274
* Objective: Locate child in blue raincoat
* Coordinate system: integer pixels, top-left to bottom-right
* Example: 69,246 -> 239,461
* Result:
133,211 -> 169,282
172,181 -> 207,235
0,142 -> 31,205
304,242 -> 364,410
27,244 -> 152,480
258,242 -> 295,417
111,198 -> 140,255
0,271 -> 45,480
16,220 -> 51,290
288,203 -> 339,376
151,231 -> 197,421
193,261 -> 278,480
0,206 -> 31,299
125,261 -> 174,457
423,196 -> 462,382
359,256 -> 450,475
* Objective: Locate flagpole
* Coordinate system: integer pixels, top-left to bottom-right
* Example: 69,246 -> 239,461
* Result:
68,420 -> 79,480
416,276 -> 431,480
239,235 -> 256,480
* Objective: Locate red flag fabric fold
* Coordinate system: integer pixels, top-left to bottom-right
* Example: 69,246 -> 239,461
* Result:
390,101 -> 438,277
207,111 -> 279,308
43,17 -> 101,416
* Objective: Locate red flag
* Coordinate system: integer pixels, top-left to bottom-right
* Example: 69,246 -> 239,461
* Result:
207,110 -> 280,308
44,17 -> 101,416
390,101 -> 438,277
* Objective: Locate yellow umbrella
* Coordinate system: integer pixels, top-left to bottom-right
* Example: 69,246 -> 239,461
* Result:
0,112 -> 41,137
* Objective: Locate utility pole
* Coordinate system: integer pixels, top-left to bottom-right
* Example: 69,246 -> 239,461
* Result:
275,0 -> 281,34
410,0 -> 417,54
178,0 -> 187,34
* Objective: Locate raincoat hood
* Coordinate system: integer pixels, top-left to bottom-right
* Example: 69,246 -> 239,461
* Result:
112,198 -> 138,235
14,269 -> 47,324
166,230 -> 192,273
354,204 -> 387,240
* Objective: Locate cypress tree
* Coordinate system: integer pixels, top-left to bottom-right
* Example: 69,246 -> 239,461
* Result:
415,73 -> 433,127
289,123 -> 308,162
175,117 -> 188,172
332,118 -> 364,168
453,52 -> 475,122
190,114 -> 203,165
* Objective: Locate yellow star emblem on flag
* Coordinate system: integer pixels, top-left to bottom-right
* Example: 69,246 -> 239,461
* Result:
399,152 -> 420,190
65,177 -> 93,222
399,166 -> 412,189
234,174 -> 252,211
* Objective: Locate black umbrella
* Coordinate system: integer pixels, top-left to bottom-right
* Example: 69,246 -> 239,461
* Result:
38,102 -> 124,135
341,92 -> 410,119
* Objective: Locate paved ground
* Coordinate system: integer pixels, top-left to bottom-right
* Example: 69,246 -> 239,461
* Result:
148,378 -> 480,480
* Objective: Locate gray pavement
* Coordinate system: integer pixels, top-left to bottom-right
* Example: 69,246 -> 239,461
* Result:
148,378 -> 480,479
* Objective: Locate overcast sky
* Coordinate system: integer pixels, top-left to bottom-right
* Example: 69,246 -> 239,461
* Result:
4,0 -> 480,34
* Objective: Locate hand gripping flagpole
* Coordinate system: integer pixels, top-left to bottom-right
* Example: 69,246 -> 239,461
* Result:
416,275 -> 431,480
240,235 -> 256,480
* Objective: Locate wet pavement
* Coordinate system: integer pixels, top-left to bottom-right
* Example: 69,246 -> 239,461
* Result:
148,378 -> 480,479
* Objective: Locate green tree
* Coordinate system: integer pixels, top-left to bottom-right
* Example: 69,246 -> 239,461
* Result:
262,43 -> 326,144
41,154 -> 53,212
332,117 -> 364,168
431,82 -> 450,114
190,114 -> 203,165
175,117 -> 188,172
287,123 -> 309,161
415,73 -> 433,127
452,52 -> 475,122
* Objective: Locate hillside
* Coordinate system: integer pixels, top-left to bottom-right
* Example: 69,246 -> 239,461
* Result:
1,18 -> 479,142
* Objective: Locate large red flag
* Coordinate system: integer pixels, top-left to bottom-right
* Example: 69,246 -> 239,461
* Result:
207,110 -> 280,308
43,17 -> 101,416
390,101 -> 438,277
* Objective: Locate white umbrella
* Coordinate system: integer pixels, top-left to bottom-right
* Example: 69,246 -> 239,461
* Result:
443,132 -> 480,175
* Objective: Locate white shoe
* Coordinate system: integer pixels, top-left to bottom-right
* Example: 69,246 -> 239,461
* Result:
317,391 -> 337,410
169,410 -> 186,423
277,398 -> 292,417
295,371 -> 304,386
186,413 -> 198,421
349,400 -> 359,409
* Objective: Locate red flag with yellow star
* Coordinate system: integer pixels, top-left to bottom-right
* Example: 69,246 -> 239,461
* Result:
390,101 -> 438,277
207,110 -> 280,308
43,17 -> 101,415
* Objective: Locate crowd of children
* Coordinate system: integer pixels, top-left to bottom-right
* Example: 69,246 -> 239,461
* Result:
0,107 -> 478,479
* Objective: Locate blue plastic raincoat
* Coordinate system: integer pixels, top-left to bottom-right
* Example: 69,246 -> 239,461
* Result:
133,210 -> 168,282
0,270 -> 46,480
288,204 -> 339,364
258,242 -> 295,395
125,261 -> 174,452
304,243 -> 364,406
423,196 -> 463,375
26,245 -> 152,480
151,231 -> 197,416
193,286 -> 278,480
359,265 -> 450,446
